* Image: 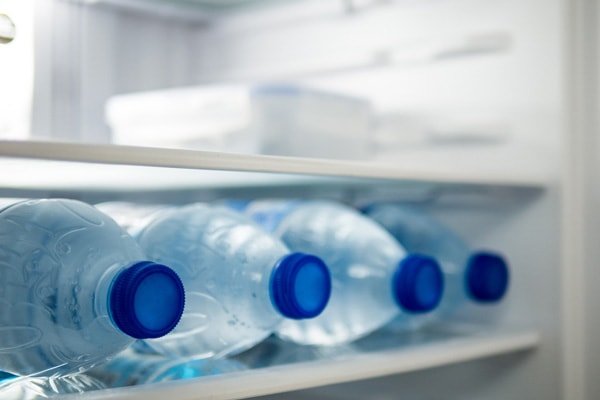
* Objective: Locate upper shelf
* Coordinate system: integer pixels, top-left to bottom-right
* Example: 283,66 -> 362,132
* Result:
0,140 -> 549,191
77,0 -> 299,21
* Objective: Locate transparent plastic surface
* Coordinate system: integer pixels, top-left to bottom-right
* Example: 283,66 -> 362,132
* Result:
246,200 -> 418,345
0,199 -> 146,377
0,373 -> 105,399
136,204 -> 290,358
95,202 -> 174,238
0,371 -> 15,381
89,348 -> 246,387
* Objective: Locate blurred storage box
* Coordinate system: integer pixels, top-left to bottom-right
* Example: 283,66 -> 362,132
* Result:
106,84 -> 372,160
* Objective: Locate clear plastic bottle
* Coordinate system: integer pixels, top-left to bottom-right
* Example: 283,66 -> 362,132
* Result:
130,203 -> 331,358
95,202 -> 174,238
242,200 -> 444,345
0,199 -> 185,377
362,203 -> 509,321
88,348 -> 246,387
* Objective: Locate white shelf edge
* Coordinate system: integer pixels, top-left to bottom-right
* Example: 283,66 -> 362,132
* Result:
68,329 -> 540,400
0,141 -> 548,188
78,0 -> 297,22
85,0 -> 215,21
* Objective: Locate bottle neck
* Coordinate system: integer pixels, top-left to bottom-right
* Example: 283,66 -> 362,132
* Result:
94,263 -> 128,332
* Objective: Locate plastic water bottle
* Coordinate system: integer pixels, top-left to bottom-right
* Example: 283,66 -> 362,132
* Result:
95,202 -> 173,238
123,203 -> 331,358
242,200 -> 444,345
0,199 -> 185,377
89,348 -> 246,387
362,203 -> 509,321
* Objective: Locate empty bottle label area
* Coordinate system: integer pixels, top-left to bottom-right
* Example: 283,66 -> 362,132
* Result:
0,197 -> 513,397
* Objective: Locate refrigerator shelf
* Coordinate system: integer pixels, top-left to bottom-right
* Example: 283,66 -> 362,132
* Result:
67,327 -> 540,400
0,140 -> 548,191
73,0 -> 301,21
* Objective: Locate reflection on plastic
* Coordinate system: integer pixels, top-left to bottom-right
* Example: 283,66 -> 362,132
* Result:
0,374 -> 105,399
89,348 -> 246,387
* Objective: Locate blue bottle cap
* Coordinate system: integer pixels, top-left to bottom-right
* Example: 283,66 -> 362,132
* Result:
466,251 -> 509,303
110,261 -> 185,339
270,252 -> 331,320
393,254 -> 444,313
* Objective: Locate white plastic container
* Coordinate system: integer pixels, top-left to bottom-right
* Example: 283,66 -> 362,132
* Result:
106,84 -> 372,160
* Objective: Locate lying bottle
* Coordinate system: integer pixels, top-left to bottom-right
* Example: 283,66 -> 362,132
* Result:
0,199 -> 185,377
106,203 -> 331,358
95,202 -> 174,238
241,200 -> 444,345
88,348 -> 246,387
362,203 -> 509,321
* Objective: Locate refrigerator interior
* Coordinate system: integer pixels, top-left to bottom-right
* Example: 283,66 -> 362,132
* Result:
26,0 -> 562,178
0,0 -> 591,398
